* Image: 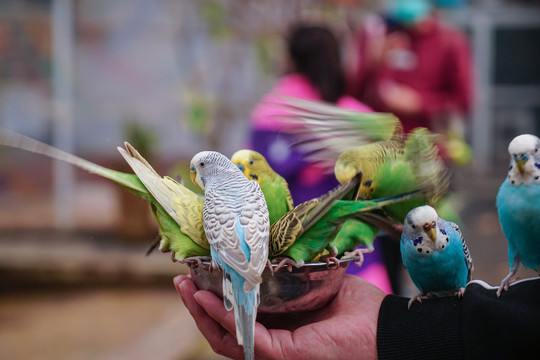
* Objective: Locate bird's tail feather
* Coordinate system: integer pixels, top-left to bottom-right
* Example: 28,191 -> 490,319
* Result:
0,127 -> 147,194
235,288 -> 257,360
226,269 -> 259,360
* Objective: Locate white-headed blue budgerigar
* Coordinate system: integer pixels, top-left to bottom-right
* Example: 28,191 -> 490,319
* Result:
496,134 -> 540,297
189,151 -> 269,360
401,205 -> 473,308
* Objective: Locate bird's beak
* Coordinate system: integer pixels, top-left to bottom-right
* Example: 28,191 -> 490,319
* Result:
513,153 -> 529,174
189,168 -> 197,185
515,159 -> 527,174
423,221 -> 437,242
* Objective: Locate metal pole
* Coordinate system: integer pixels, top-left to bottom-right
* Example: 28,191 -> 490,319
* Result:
52,0 -> 75,228
471,9 -> 493,175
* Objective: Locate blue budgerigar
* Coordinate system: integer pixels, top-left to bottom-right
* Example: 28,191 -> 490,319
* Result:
496,134 -> 540,297
190,151 -> 269,360
401,205 -> 473,308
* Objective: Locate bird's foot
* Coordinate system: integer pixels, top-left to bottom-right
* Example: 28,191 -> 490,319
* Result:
181,256 -> 212,270
498,256 -> 521,298
407,292 -> 432,309
497,277 -> 512,298
272,257 -> 302,273
319,254 -> 340,268
496,270 -> 517,298
456,287 -> 466,299
342,247 -> 374,267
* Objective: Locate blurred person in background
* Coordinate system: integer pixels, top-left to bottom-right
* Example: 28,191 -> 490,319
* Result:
249,23 -> 392,293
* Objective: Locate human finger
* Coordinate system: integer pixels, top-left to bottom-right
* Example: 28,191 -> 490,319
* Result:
174,278 -> 245,359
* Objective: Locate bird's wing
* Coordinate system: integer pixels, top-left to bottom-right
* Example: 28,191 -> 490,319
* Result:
271,96 -> 401,170
449,221 -> 474,282
269,171 -> 363,256
279,175 -> 295,211
241,181 -> 270,280
118,143 -> 208,248
403,128 -> 450,204
269,199 -> 319,256
164,177 -> 208,249
204,187 -> 266,289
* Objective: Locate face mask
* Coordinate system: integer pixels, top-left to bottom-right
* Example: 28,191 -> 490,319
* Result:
386,0 -> 432,26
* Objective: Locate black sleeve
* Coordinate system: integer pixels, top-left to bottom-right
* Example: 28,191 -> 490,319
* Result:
377,278 -> 540,360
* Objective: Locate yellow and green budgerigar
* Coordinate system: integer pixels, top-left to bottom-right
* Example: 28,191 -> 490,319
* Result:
230,149 -> 293,225
0,128 -> 210,262
335,127 -> 449,224
334,130 -> 404,199
274,97 -> 450,224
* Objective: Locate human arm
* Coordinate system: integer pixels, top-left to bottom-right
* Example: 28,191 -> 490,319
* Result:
177,274 -> 540,360
378,278 -> 540,360
174,274 -> 385,360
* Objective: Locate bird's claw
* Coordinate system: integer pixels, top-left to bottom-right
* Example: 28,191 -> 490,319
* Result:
496,281 -> 510,298
322,256 -> 340,268
272,257 -> 302,273
497,272 -> 515,297
456,287 -> 466,299
181,256 -> 212,270
407,296 -> 423,309
342,248 -> 374,267
407,292 -> 429,309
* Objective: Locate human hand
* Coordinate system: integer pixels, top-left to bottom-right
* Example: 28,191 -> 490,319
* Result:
174,274 -> 385,360
379,81 -> 422,115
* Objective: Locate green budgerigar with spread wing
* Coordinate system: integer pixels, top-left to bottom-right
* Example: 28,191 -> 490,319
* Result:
271,97 -> 449,223
0,128 -> 210,262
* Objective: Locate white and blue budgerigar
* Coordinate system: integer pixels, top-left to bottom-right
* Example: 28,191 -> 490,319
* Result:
401,205 -> 473,308
496,134 -> 540,297
190,151 -> 269,360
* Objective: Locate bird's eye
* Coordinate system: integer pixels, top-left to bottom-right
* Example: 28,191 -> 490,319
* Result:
535,148 -> 538,154
249,160 -> 254,165
199,162 -> 205,167
411,224 -> 416,229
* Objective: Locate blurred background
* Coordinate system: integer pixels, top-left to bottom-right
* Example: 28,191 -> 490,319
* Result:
0,0 -> 539,359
